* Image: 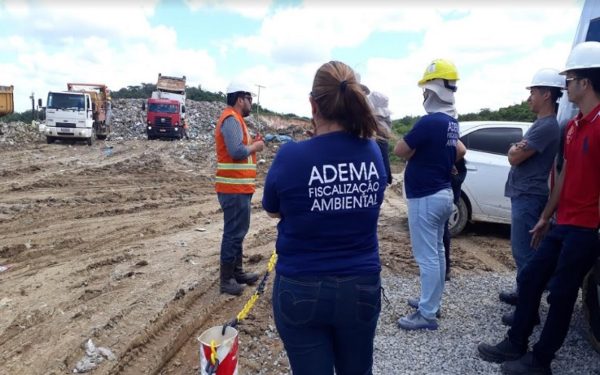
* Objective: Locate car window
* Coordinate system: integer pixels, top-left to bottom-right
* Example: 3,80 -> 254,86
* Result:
460,127 -> 523,155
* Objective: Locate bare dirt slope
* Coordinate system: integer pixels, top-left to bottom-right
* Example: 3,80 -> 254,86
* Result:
0,139 -> 513,375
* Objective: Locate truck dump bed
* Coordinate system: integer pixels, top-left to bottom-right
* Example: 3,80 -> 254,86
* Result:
0,85 -> 14,116
157,74 -> 186,94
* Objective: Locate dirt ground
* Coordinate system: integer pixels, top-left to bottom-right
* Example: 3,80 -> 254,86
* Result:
0,138 -> 514,375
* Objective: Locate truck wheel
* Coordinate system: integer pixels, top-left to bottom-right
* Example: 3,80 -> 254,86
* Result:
448,195 -> 468,237
148,135 -> 154,141
46,136 -> 54,144
582,260 -> 600,354
87,128 -> 96,146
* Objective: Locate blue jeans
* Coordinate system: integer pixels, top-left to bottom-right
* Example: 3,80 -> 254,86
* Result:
510,194 -> 547,280
508,224 -> 599,365
407,188 -> 453,319
272,273 -> 381,375
217,193 -> 252,263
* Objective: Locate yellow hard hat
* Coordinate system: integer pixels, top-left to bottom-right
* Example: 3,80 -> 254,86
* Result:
418,59 -> 459,86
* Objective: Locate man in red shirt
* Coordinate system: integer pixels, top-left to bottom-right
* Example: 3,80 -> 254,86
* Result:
478,41 -> 600,374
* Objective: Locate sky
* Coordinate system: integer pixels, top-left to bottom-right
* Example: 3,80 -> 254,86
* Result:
0,0 -> 586,119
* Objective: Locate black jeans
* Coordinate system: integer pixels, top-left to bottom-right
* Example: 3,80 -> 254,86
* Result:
508,224 -> 599,364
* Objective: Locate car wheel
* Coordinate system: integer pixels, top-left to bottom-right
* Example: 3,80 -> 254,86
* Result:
582,259 -> 600,354
448,195 -> 468,237
46,136 -> 54,144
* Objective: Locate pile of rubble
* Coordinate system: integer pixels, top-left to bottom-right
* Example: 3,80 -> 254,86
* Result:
0,121 -> 44,146
0,98 -> 308,147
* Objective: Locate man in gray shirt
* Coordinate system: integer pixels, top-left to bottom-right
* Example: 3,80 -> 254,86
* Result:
499,68 -> 564,325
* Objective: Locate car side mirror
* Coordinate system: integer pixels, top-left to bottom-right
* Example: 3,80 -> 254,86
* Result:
37,98 -> 42,107
142,102 -> 146,111
182,105 -> 185,113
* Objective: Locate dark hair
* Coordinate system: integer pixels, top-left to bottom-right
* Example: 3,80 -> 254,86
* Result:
574,68 -> 600,94
226,92 -> 246,106
311,61 -> 378,138
536,87 -> 563,113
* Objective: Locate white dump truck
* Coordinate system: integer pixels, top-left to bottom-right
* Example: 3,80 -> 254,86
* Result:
43,83 -> 112,145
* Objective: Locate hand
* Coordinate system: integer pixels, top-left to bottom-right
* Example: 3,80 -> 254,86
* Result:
529,217 -> 549,249
251,140 -> 265,152
254,133 -> 263,142
512,139 -> 528,150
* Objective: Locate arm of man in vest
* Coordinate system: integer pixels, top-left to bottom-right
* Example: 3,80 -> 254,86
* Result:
221,116 -> 264,159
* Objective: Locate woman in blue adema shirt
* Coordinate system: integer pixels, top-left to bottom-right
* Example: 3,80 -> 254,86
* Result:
262,61 -> 387,375
394,59 -> 466,331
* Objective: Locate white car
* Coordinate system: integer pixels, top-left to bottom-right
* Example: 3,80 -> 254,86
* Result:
402,120 -> 533,236
450,121 -> 532,236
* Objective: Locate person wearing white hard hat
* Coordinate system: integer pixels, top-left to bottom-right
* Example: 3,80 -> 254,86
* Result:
368,91 -> 393,186
479,41 -> 600,375
214,80 -> 264,296
497,68 -> 564,326
394,59 -> 466,331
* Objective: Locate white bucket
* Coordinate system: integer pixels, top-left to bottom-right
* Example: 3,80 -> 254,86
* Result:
198,325 -> 239,375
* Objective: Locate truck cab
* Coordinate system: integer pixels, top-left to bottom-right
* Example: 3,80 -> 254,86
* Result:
143,74 -> 187,140
43,83 -> 112,146
44,91 -> 96,145
143,96 -> 185,140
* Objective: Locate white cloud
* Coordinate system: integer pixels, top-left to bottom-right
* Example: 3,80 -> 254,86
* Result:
3,0 -> 29,17
184,0 -> 273,19
1,0 -> 586,121
235,2 -> 582,118
2,1 -> 222,113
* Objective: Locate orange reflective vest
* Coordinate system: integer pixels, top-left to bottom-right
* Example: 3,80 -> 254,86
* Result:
215,107 -> 257,194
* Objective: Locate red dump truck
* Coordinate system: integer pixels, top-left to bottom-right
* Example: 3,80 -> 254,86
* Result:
142,74 -> 187,140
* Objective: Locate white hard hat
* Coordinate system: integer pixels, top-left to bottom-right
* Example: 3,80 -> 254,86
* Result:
560,41 -> 600,74
368,91 -> 391,118
226,80 -> 256,96
526,68 -> 565,89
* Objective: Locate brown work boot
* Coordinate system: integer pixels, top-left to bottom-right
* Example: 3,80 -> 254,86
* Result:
234,257 -> 259,285
220,262 -> 243,296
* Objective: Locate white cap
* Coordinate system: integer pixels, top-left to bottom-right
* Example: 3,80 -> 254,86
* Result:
368,91 -> 391,118
526,68 -> 565,89
226,80 -> 256,96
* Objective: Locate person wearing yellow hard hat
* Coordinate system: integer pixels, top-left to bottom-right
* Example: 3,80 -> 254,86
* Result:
478,41 -> 600,375
394,58 -> 466,331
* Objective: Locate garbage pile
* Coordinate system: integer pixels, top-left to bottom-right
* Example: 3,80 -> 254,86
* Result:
0,121 -> 44,146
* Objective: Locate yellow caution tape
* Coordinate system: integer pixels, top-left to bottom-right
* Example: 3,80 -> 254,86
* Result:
210,339 -> 217,365
235,250 -> 277,322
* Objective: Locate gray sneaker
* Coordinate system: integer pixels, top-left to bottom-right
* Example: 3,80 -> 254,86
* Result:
397,311 -> 438,331
407,298 -> 442,318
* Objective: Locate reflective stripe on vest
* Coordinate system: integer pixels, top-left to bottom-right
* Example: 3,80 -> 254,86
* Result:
215,107 -> 257,194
